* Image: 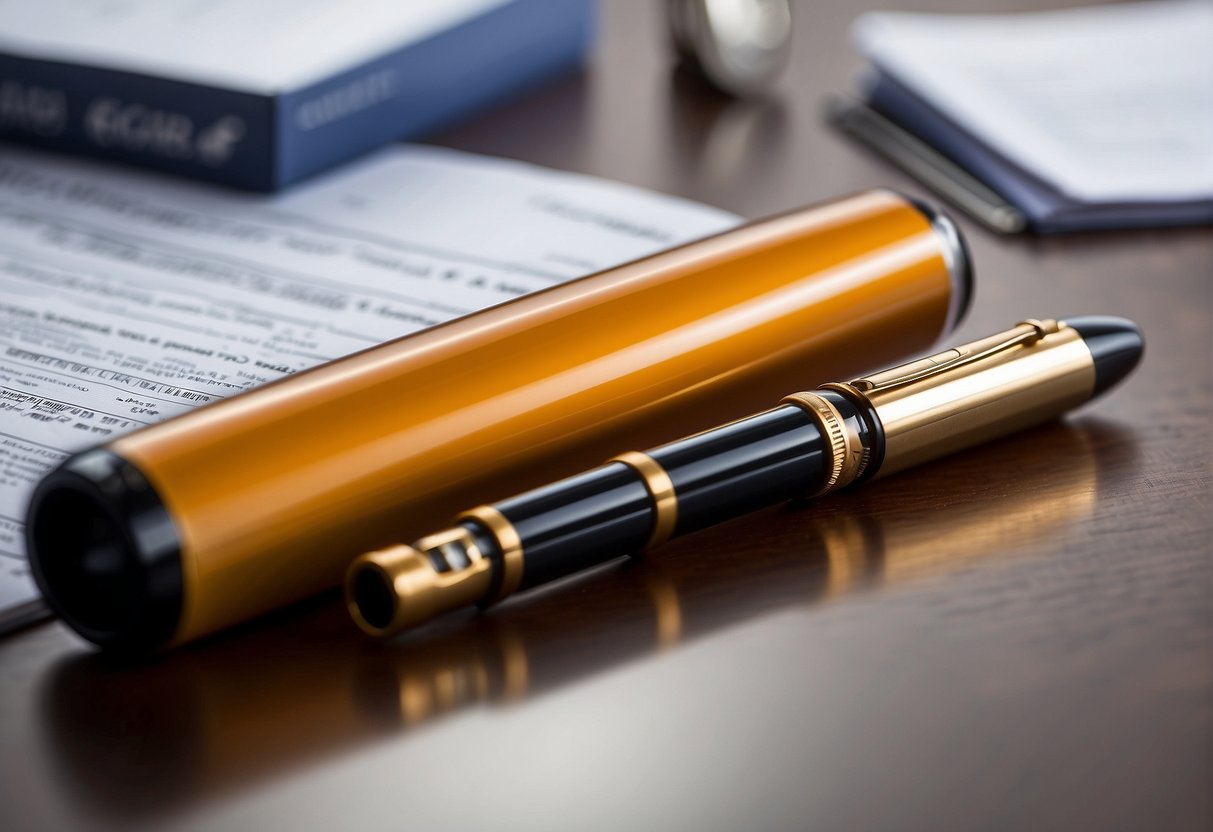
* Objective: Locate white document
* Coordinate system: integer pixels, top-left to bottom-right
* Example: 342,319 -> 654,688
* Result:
0,0 -> 506,91
0,144 -> 738,629
854,0 -> 1213,203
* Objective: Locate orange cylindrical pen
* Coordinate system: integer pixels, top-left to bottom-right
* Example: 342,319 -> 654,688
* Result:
27,190 -> 971,651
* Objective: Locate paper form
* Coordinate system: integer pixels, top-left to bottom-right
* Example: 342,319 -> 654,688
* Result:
0,144 -> 738,630
854,0 -> 1213,204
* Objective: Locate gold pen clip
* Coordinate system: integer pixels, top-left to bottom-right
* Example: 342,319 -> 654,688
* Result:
851,319 -> 1061,393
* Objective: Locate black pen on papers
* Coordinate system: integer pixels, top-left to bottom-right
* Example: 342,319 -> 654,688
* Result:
346,317 -> 1142,638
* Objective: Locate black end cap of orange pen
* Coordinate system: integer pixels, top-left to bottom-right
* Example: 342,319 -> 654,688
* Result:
26,448 -> 183,653
1066,315 -> 1145,397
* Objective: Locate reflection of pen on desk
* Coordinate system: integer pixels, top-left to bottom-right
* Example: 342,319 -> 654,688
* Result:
40,420 -> 1133,823
372,423 -> 1118,725
348,316 -> 1143,637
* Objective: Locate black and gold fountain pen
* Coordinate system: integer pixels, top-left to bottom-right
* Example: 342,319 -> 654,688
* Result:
347,316 -> 1143,637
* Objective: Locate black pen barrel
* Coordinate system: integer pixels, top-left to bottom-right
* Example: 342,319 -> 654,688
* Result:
496,464 -> 653,590
347,391 -> 876,636
487,406 -> 832,589
647,405 -> 826,536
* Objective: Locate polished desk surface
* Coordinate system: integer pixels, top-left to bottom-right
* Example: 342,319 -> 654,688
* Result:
2,2 -> 1210,831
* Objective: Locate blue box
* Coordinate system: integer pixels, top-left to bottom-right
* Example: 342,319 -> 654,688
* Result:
0,0 -> 594,190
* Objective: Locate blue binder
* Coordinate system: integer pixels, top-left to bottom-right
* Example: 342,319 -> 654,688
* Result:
0,0 -> 594,190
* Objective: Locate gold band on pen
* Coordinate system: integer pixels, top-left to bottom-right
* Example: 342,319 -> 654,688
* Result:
815,383 -> 872,485
458,505 -> 524,602
780,391 -> 856,497
609,451 -> 679,550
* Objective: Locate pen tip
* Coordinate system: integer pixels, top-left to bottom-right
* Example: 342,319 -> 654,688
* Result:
1065,316 -> 1144,397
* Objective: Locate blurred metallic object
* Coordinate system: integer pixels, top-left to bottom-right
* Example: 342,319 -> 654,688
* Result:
669,0 -> 792,97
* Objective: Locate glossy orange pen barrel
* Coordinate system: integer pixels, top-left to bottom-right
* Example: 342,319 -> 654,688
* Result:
26,190 -> 972,652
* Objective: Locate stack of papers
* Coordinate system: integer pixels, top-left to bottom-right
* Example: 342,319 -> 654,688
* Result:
844,1 -> 1213,233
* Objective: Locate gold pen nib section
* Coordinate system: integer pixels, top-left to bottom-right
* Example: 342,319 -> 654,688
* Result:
346,526 -> 492,637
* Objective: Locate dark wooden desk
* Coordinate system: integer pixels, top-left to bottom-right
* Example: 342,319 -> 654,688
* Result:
3,2 -> 1209,830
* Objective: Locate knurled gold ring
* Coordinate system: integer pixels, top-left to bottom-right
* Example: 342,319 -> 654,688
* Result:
608,450 -> 678,550
457,505 -> 524,602
780,391 -> 853,497
816,383 -> 872,485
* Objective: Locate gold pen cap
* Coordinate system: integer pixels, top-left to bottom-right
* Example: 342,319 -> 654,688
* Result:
834,317 -> 1141,477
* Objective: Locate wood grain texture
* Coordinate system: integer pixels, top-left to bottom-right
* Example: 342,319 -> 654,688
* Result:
1,2 -> 1209,831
